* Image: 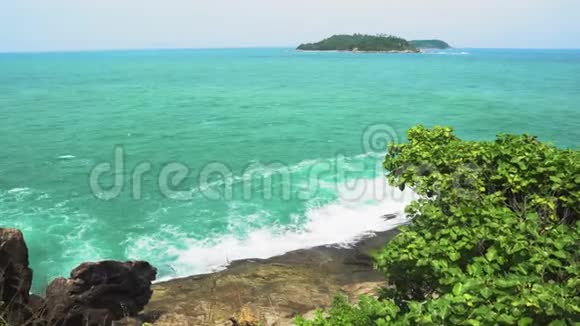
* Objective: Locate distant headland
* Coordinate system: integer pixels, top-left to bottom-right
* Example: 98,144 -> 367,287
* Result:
297,34 -> 451,53
409,39 -> 451,49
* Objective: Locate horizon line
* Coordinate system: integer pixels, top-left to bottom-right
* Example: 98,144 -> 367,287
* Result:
1,45 -> 580,55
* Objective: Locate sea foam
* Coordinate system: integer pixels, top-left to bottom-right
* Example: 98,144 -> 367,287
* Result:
57,154 -> 76,160
131,176 -> 418,283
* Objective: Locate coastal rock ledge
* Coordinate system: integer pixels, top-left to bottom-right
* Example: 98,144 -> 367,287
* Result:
140,230 -> 398,326
0,228 -> 34,324
0,227 -> 157,326
1,227 -> 398,326
44,260 -> 157,325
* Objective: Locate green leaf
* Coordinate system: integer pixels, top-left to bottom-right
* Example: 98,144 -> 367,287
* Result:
449,252 -> 461,261
480,288 -> 492,299
452,283 -> 463,296
485,247 -> 498,262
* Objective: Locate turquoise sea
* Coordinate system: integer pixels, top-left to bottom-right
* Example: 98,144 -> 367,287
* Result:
0,48 -> 579,292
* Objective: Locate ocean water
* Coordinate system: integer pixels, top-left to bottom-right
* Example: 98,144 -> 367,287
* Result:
0,48 -> 579,292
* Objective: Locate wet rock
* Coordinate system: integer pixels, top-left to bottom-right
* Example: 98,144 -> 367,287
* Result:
44,260 -> 157,325
0,228 -> 33,323
143,229 -> 400,326
382,213 -> 398,220
230,305 -> 259,326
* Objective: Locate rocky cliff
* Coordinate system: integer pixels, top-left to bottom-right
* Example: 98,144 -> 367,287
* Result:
1,226 -> 398,326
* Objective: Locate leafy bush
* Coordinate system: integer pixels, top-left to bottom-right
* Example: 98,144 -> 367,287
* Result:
296,126 -> 579,325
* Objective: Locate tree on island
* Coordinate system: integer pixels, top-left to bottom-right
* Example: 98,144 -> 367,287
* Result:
297,34 -> 419,52
410,39 -> 452,49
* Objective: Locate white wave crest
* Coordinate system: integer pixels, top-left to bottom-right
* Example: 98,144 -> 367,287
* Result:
126,176 -> 418,282
426,51 -> 470,56
6,187 -> 31,194
57,154 -> 76,160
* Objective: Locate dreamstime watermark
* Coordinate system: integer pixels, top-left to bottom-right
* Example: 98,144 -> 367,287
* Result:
88,123 -> 485,203
88,123 -> 411,203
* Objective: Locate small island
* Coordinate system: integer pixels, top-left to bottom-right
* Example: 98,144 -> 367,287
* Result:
409,39 -> 451,49
297,34 -> 419,53
297,34 -> 451,53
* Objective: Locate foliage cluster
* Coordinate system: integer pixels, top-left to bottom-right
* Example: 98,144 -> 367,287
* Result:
409,40 -> 451,49
296,126 -> 579,325
297,34 -> 417,52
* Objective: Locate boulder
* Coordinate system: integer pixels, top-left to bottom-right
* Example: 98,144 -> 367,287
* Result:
44,260 -> 157,326
0,228 -> 33,323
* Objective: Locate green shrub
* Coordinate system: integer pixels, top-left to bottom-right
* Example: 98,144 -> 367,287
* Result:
296,126 -> 579,326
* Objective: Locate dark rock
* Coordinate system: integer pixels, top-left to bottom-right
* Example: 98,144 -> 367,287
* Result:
382,213 -> 398,220
28,294 -> 46,314
0,228 -> 34,323
44,260 -> 157,326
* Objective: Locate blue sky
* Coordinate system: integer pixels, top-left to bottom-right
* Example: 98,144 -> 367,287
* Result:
1,0 -> 579,52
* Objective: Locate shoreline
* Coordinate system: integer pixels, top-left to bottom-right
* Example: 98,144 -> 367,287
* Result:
296,49 -> 421,53
147,185 -> 415,287
140,228 -> 401,325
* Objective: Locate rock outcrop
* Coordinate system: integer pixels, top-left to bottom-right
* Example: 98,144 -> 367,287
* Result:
1,226 -> 400,326
142,229 -> 399,326
43,260 -> 157,325
0,228 -> 34,324
0,227 -> 157,326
